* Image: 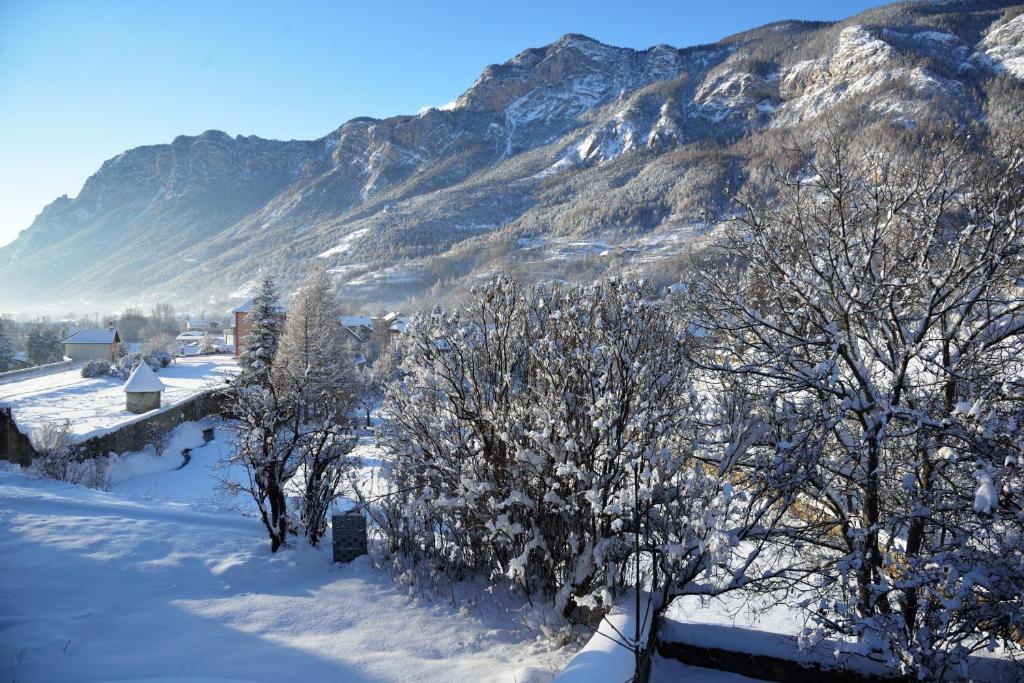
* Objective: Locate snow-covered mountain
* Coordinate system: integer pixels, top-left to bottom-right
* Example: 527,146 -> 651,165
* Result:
3,0 -> 1023,313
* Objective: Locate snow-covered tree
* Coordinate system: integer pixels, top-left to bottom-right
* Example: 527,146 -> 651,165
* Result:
238,277 -> 283,387
0,319 -> 15,372
275,267 -> 358,544
26,326 -> 63,365
273,266 -> 354,418
353,344 -> 396,427
227,268 -> 357,550
222,379 -> 303,552
683,127 -> 1024,677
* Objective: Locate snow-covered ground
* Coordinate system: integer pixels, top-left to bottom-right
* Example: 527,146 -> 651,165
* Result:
0,418 -> 573,682
0,355 -> 238,441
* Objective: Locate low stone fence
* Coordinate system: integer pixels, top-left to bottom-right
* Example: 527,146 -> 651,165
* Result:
0,358 -> 75,384
656,616 -> 1018,682
656,639 -> 905,683
76,390 -> 228,459
0,389 -> 228,465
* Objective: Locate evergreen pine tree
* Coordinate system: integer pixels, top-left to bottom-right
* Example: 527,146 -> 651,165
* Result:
26,326 -> 62,365
238,277 -> 283,386
0,319 -> 15,372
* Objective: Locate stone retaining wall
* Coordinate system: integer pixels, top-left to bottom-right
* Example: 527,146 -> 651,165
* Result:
657,638 -> 905,683
76,391 -> 227,459
0,390 -> 227,465
0,358 -> 75,384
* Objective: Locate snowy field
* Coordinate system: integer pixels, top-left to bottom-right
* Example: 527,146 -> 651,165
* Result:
0,419 -> 573,682
0,355 -> 238,441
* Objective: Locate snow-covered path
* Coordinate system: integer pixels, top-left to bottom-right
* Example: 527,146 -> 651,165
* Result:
0,469 -> 567,682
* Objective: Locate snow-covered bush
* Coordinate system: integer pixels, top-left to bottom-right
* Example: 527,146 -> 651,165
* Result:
111,352 -> 166,379
376,277 -> 788,625
31,420 -> 109,489
683,128 -> 1024,678
198,334 -> 217,355
80,359 -> 112,378
147,350 -> 172,367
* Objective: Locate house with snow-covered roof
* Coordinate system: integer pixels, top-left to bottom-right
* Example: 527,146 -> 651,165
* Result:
63,328 -> 120,362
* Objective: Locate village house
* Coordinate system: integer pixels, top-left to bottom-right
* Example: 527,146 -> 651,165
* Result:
341,315 -> 374,343
63,328 -> 121,362
371,311 -> 408,337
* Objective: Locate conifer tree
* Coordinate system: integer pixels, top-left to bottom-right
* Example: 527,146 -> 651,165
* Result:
238,277 -> 283,386
0,319 -> 15,372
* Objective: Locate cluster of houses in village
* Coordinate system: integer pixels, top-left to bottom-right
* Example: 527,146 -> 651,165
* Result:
50,305 -> 409,368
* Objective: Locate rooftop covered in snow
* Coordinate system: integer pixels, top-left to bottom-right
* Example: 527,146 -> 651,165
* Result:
64,328 -> 120,344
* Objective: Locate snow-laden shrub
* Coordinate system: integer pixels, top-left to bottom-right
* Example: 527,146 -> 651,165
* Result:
80,359 -> 113,378
375,276 -> 782,623
31,420 -> 109,489
147,350 -> 172,367
111,352 -> 166,379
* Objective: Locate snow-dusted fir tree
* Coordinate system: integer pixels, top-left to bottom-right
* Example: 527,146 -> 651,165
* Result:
237,277 -> 283,386
0,319 -> 15,372
683,126 -> 1024,678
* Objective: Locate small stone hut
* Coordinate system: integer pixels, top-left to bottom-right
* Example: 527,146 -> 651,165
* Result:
123,361 -> 165,414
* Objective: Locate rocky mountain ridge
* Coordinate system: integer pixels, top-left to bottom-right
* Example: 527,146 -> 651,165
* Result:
2,0 -> 1023,314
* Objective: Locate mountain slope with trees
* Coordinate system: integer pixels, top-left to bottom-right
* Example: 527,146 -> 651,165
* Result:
2,0 -> 1023,313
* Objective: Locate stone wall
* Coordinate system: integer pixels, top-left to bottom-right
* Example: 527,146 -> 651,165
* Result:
76,391 -> 227,459
656,637 -> 906,683
126,391 -> 161,414
0,358 -> 75,384
0,390 -> 227,465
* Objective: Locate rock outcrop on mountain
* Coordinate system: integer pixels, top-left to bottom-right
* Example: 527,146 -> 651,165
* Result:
3,0 -> 1023,313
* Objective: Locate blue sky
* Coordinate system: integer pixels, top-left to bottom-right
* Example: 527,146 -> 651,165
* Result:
0,0 -> 885,247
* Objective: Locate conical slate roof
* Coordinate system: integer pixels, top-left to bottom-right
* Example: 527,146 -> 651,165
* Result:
123,361 -> 165,393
